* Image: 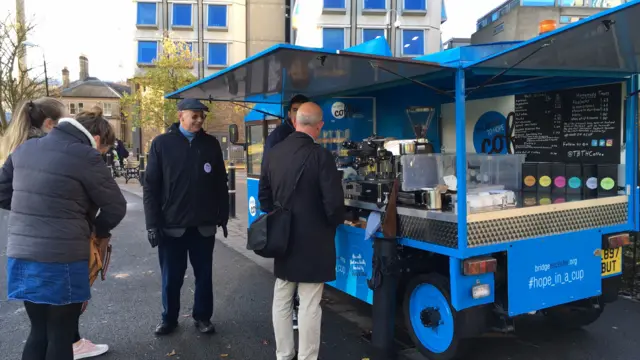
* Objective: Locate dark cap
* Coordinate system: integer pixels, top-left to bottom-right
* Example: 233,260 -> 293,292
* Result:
289,94 -> 309,108
177,98 -> 209,112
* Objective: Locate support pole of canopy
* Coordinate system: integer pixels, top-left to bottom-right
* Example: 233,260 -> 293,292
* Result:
455,68 -> 467,253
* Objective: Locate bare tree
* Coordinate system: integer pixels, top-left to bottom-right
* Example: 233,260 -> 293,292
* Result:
0,15 -> 47,130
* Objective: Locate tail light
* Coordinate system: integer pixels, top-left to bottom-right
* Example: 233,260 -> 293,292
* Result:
607,233 -> 631,248
463,257 -> 497,276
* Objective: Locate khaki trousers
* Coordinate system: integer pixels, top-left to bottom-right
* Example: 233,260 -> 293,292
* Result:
272,278 -> 324,360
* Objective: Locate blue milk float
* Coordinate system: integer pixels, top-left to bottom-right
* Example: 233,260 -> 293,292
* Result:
167,2 -> 640,358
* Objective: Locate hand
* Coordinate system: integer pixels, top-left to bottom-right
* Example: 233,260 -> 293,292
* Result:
217,220 -> 228,238
147,228 -> 162,248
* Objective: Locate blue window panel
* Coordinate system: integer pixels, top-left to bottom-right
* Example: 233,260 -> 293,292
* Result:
403,0 -> 425,11
441,0 -> 447,21
322,28 -> 345,51
173,3 -> 192,26
522,0 -> 555,6
364,0 -> 385,10
362,29 -> 384,43
137,2 -> 157,25
402,30 -> 424,56
138,41 -> 158,64
208,43 -> 228,66
208,5 -> 227,27
175,42 -> 193,55
323,0 -> 345,9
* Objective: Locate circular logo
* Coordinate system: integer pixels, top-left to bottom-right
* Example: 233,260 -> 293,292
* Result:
524,197 -> 537,206
568,177 -> 581,189
600,177 -> 615,191
554,176 -> 566,188
249,197 -> 256,216
586,177 -> 598,190
331,102 -> 346,119
554,197 -> 566,204
204,163 -> 212,173
539,197 -> 552,205
472,111 -> 507,154
523,175 -> 536,187
539,176 -> 552,188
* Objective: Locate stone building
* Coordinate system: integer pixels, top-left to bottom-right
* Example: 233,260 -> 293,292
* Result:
59,55 -> 132,146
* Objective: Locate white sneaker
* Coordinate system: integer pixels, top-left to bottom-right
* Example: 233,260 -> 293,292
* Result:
73,339 -> 109,359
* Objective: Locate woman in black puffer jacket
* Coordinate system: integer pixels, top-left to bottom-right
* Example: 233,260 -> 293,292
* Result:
0,108 -> 127,360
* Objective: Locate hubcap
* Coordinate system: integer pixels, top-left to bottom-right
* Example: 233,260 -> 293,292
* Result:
420,307 -> 442,328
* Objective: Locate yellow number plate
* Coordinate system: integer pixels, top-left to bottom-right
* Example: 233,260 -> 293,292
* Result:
601,247 -> 622,277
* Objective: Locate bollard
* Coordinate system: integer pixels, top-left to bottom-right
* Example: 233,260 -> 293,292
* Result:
228,162 -> 236,219
370,237 -> 399,360
138,153 -> 146,186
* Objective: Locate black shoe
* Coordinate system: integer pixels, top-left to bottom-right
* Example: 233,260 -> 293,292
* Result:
194,320 -> 216,334
155,322 -> 177,335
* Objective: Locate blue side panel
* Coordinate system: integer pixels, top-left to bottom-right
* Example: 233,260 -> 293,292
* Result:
449,257 -> 494,311
247,178 -> 261,226
326,225 -> 374,304
317,98 -> 375,143
507,230 -> 602,316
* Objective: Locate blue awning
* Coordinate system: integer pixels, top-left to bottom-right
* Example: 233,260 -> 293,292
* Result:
245,102 -> 284,121
466,0 -> 640,75
166,44 -> 453,102
342,37 -> 392,57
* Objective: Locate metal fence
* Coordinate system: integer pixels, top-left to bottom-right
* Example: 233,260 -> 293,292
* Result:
228,144 -> 245,165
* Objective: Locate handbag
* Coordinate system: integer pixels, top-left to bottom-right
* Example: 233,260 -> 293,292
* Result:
247,146 -> 315,258
88,233 -> 112,287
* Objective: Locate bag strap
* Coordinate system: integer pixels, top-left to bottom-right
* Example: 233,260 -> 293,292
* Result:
282,145 -> 316,209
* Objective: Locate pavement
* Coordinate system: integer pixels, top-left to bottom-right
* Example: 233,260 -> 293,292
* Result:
0,172 -> 639,360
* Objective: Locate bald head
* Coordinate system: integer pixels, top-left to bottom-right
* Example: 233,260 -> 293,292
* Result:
295,102 -> 324,139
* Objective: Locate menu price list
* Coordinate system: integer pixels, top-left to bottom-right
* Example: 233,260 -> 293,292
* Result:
513,83 -> 621,164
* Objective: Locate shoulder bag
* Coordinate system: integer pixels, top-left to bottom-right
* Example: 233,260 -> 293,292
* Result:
247,146 -> 315,258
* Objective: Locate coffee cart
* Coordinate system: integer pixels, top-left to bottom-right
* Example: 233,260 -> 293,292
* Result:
166,2 -> 640,358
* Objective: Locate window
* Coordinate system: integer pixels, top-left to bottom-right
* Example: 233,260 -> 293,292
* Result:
403,0 -> 425,11
364,0 -> 385,10
522,0 -> 555,6
208,43 -> 228,66
560,15 -> 585,24
136,2 -> 157,26
69,103 -> 76,115
402,29 -> 424,56
493,23 -> 505,35
175,41 -> 194,55
208,4 -> 227,28
138,41 -> 158,64
362,29 -> 385,43
322,28 -> 345,51
103,103 -> 113,117
78,103 -> 84,113
559,0 -> 624,7
323,0 -> 345,9
172,3 -> 192,27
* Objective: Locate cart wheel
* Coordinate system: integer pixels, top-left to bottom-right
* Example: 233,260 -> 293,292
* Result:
403,273 -> 463,360
544,297 -> 604,329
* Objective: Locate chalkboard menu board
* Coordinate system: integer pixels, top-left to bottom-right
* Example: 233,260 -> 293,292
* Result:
513,83 -> 621,164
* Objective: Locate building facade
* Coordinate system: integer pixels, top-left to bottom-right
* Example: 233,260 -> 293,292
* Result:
59,56 -> 132,146
134,0 -> 248,78
443,37 -> 470,50
291,0 -> 447,56
472,0 -> 628,45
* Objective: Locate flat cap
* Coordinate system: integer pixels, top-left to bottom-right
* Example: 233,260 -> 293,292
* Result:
177,98 -> 209,112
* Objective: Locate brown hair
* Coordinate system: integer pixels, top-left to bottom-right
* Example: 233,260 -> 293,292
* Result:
0,97 -> 65,165
75,106 -> 115,146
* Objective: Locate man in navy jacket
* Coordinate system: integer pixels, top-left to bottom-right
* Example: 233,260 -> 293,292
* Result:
260,94 -> 308,331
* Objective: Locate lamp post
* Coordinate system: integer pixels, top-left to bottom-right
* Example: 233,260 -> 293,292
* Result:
22,42 -> 49,97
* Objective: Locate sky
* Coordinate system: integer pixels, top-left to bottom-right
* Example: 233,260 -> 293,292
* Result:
1,0 -> 504,83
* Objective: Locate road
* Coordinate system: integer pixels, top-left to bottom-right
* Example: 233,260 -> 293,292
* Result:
1,173 -> 639,359
0,190 -> 373,360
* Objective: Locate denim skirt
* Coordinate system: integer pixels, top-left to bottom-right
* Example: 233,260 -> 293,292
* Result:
7,258 -> 91,305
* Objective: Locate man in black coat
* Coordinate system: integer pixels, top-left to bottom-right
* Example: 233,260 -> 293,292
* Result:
259,102 -> 344,360
261,93 -> 308,331
143,98 -> 229,336
263,94 -> 309,154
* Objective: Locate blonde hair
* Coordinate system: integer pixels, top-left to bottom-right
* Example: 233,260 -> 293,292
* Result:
0,97 -> 65,165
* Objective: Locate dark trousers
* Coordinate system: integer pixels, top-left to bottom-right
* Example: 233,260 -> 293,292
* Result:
22,301 -> 83,360
158,228 -> 215,324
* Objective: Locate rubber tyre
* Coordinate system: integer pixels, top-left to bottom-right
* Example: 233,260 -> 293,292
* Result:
403,273 -> 464,360
545,297 -> 605,329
